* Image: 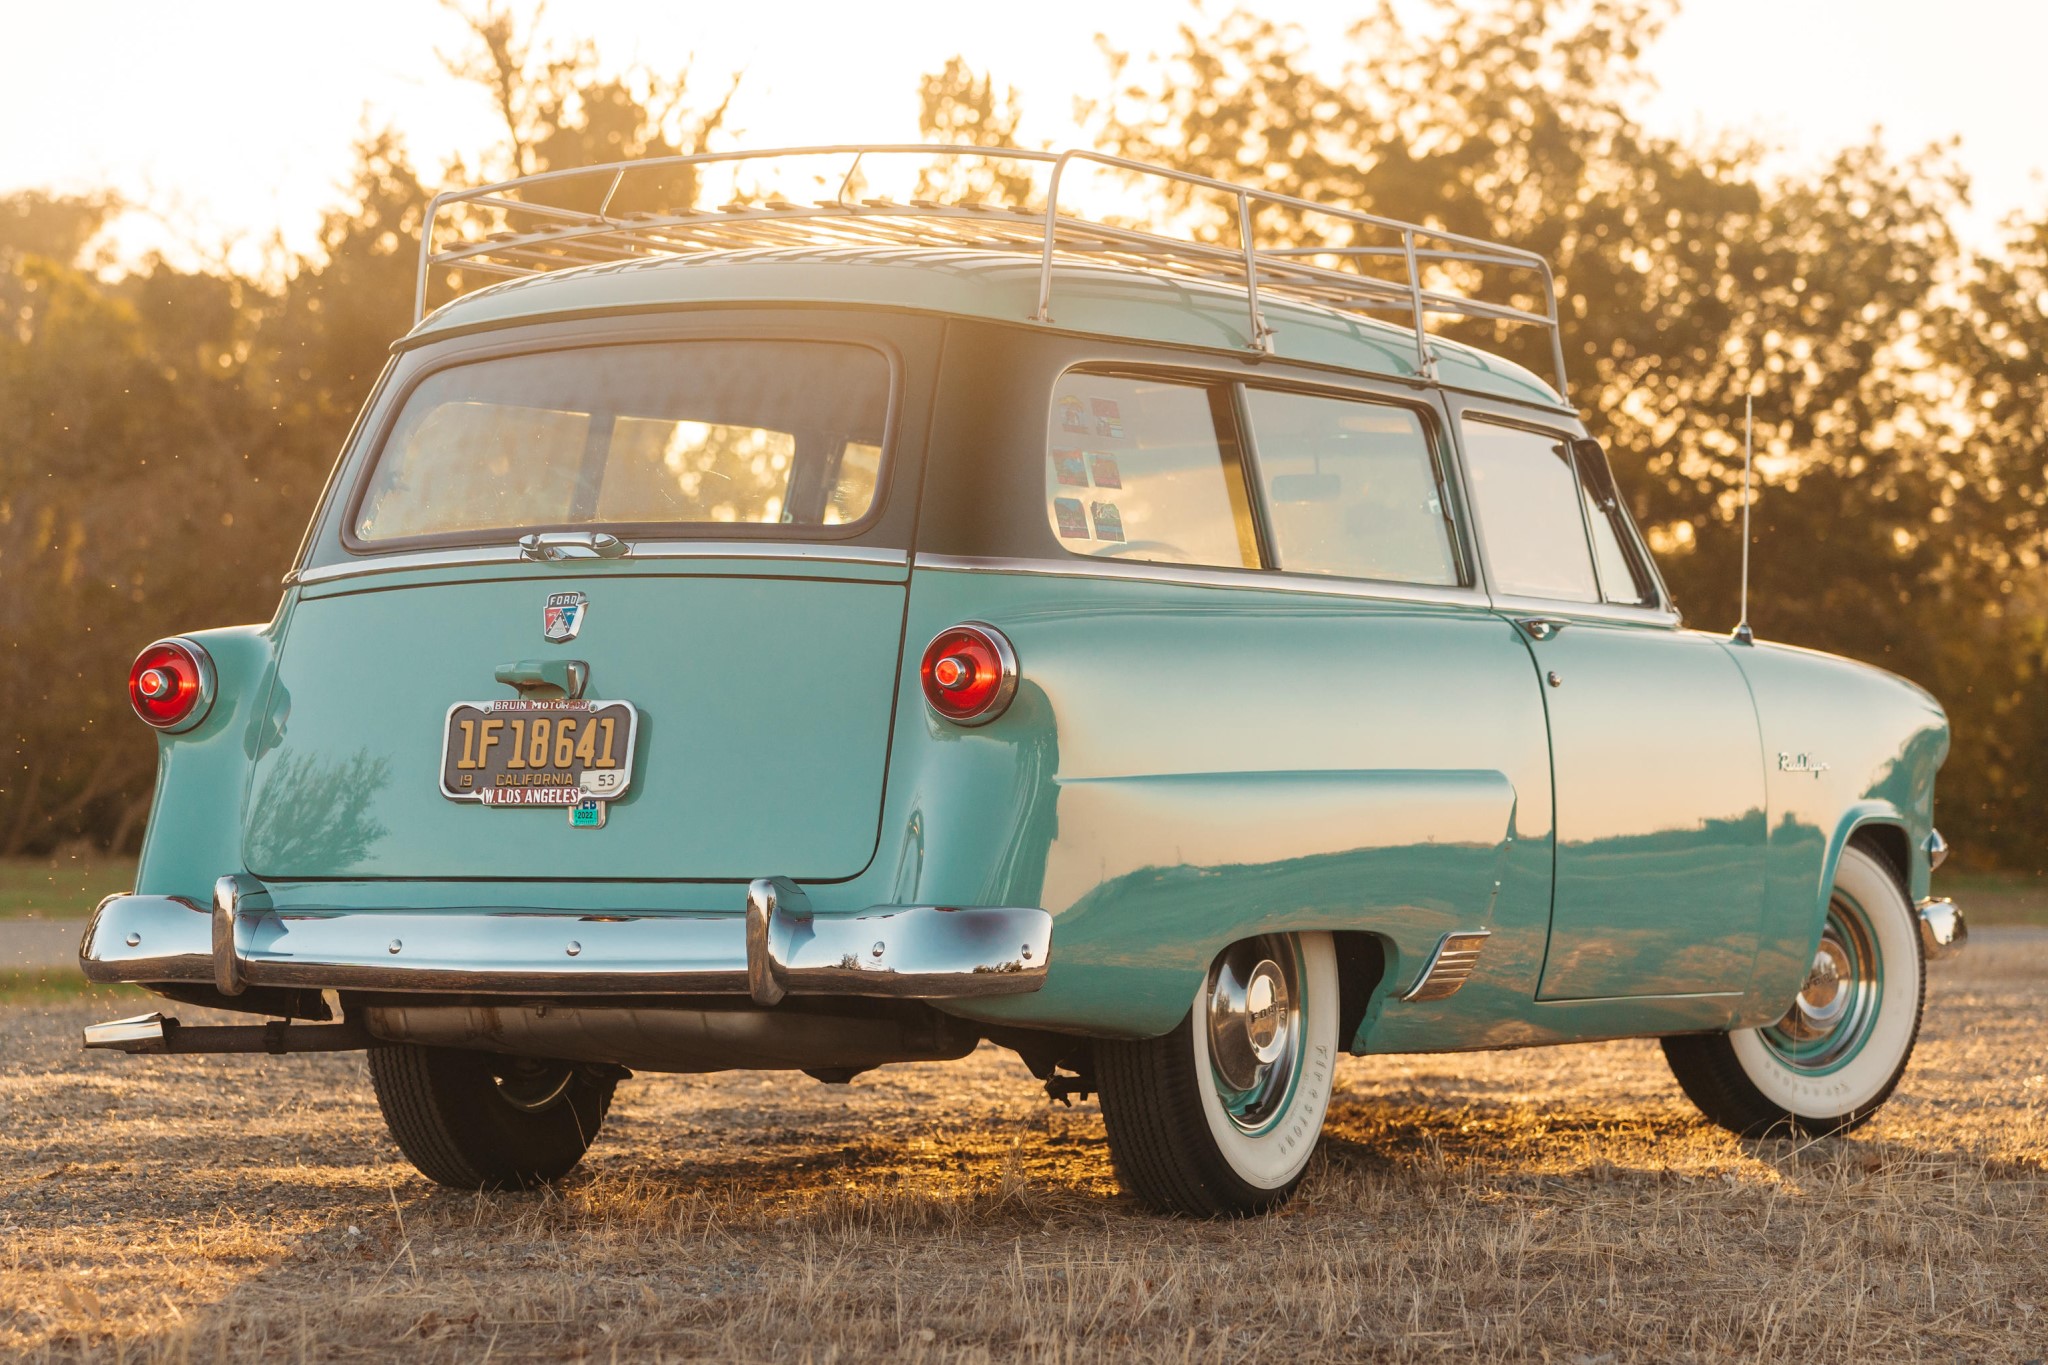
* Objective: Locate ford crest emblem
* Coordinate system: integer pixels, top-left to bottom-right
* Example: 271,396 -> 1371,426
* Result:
543,591 -> 586,643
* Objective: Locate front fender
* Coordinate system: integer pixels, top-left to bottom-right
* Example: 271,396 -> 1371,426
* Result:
1729,643 -> 1948,1026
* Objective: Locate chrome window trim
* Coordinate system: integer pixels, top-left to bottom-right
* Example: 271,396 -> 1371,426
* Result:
913,553 -> 1492,609
296,541 -> 910,586
1485,590 -> 1681,630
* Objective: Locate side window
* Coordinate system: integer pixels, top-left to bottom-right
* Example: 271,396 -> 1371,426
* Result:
1572,441 -> 1655,606
1044,374 -> 1258,569
1458,419 -> 1600,602
1242,389 -> 1459,586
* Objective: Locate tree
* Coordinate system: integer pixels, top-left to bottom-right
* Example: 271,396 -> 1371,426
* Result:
432,0 -> 738,250
1088,0 -> 2039,864
914,57 -> 1038,205
0,13 -> 745,859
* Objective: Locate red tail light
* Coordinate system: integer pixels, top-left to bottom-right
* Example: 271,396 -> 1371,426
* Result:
129,638 -> 215,732
920,623 -> 1018,727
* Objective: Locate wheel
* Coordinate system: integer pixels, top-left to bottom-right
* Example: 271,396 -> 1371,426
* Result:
1663,845 -> 1925,1137
367,1044 -> 618,1190
1097,932 -> 1340,1216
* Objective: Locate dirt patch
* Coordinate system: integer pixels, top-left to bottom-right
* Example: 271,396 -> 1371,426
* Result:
3,937 -> 2044,1362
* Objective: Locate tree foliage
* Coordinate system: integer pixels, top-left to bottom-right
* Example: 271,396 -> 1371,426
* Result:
1,2 -> 2044,866
1087,0 -> 2044,864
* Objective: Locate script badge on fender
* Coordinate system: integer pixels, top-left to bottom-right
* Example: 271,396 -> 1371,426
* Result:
543,591 -> 586,643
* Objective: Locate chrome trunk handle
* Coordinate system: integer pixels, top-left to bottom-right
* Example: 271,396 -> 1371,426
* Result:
518,532 -> 629,561
495,658 -> 590,699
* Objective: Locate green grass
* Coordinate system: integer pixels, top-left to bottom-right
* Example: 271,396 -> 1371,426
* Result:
0,857 -> 2036,927
0,855 -> 138,919
0,968 -> 146,1003
1933,868 -> 2048,927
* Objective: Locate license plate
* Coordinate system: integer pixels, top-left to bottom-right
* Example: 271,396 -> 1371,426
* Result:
439,698 -> 639,806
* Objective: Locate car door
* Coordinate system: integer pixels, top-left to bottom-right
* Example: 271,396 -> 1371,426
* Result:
1453,409 -> 1768,1000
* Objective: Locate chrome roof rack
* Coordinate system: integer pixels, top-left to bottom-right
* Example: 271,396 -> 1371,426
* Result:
416,145 -> 1570,398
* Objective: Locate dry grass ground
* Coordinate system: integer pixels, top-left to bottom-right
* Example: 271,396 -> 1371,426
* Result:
0,939 -> 2043,1364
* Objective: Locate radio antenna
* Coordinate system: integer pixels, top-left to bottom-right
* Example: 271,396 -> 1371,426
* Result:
1732,392 -> 1755,646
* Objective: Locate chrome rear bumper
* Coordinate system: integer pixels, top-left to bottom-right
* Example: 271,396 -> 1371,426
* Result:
79,875 -> 1051,1002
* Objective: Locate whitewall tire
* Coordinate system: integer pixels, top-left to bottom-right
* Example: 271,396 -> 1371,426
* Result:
1096,932 -> 1340,1216
1664,846 -> 1925,1137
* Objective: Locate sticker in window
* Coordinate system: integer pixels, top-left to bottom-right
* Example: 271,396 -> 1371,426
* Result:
1058,395 -> 1091,434
1087,453 -> 1123,488
1052,450 -> 1089,486
1091,398 -> 1124,439
1053,497 -> 1089,538
1090,501 -> 1125,542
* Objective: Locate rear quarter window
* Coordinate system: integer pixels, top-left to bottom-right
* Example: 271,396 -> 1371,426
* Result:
1043,373 -> 1258,569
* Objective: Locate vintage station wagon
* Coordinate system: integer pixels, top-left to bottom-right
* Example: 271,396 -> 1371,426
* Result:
82,148 -> 1965,1215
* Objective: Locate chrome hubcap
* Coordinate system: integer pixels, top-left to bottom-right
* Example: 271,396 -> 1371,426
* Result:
1762,894 -> 1882,1073
490,1057 -> 577,1113
1206,939 -> 1302,1131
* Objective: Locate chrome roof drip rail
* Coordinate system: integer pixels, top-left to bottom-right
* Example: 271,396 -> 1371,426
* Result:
415,144 -> 1570,399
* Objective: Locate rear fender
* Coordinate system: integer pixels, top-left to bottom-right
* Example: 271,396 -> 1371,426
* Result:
134,616 -> 290,903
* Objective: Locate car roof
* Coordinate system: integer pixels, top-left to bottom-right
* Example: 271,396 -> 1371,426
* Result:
407,247 -> 1567,410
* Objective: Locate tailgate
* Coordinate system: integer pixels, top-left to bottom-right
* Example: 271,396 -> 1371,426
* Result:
244,563 -> 906,882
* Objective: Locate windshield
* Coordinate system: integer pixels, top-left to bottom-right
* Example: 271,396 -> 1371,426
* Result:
351,339 -> 890,544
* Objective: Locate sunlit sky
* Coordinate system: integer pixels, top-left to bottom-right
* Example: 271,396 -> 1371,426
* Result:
4,0 -> 2040,274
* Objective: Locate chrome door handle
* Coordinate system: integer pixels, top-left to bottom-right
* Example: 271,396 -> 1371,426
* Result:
1515,617 -> 1569,641
518,531 -> 629,561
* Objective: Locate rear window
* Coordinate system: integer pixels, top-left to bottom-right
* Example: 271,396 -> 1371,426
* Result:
352,340 -> 890,544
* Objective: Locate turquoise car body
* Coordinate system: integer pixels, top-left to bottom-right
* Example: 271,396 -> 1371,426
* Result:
113,249 -> 1949,1057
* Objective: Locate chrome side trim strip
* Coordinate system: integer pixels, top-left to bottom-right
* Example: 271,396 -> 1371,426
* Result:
1916,898 -> 1966,960
913,553 -> 1492,610
80,886 -> 1053,1000
1484,591 -> 1682,631
1400,930 -> 1493,1002
295,542 -> 910,586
